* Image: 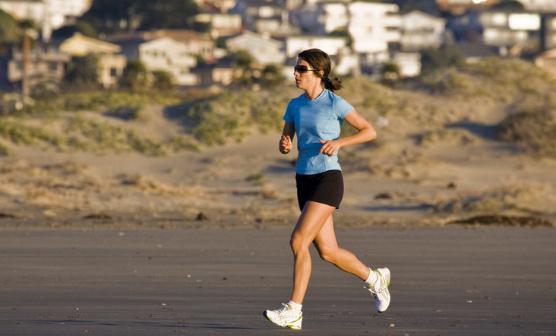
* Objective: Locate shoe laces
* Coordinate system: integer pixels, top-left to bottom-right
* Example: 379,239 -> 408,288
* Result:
366,279 -> 386,295
277,303 -> 291,315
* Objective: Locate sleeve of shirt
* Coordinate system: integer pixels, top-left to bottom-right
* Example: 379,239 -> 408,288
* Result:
283,101 -> 294,123
335,95 -> 354,120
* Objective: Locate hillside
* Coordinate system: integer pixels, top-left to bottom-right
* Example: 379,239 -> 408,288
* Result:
0,58 -> 555,228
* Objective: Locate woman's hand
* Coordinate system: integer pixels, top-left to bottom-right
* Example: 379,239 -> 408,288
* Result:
279,134 -> 292,154
319,139 -> 341,156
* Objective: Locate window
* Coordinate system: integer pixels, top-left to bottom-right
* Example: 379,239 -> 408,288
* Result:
110,68 -> 118,77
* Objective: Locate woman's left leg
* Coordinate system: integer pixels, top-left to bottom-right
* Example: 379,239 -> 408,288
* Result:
313,214 -> 370,280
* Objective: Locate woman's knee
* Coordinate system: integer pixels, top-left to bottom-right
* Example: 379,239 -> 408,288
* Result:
318,247 -> 338,263
290,233 -> 309,255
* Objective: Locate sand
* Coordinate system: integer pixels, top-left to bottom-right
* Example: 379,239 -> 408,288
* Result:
0,226 -> 554,335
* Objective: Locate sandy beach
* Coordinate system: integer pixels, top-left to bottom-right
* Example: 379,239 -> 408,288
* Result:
0,226 -> 555,335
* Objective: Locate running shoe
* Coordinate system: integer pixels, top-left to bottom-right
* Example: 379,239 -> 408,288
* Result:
263,303 -> 303,330
365,267 -> 391,313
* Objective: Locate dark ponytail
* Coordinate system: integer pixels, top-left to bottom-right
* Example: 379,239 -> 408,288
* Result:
324,77 -> 342,91
298,48 -> 342,92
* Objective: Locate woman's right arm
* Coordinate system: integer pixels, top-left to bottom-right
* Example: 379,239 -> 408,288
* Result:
279,122 -> 295,154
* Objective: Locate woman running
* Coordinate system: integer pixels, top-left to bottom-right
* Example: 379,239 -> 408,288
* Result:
263,48 -> 391,330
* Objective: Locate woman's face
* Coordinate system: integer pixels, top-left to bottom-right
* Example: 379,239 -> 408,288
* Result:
294,58 -> 322,90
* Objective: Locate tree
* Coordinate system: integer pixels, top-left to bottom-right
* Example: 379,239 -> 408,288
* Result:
421,45 -> 465,73
64,55 -> 100,88
152,70 -> 174,91
382,62 -> 400,81
52,21 -> 97,39
230,50 -> 255,86
0,9 -> 21,45
261,64 -> 285,87
120,60 -> 149,92
82,0 -> 200,33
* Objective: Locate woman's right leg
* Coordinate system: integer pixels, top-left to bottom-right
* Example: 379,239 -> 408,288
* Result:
313,215 -> 370,281
289,201 -> 336,304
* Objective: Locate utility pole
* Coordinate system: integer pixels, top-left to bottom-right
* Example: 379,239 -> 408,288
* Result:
22,29 -> 31,101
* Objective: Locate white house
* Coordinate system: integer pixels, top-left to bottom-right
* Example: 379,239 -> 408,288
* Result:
139,37 -> 198,86
516,0 -> 556,12
59,33 -> 127,88
321,3 -> 349,33
226,31 -> 285,65
392,52 -> 421,77
544,15 -> 556,50
194,13 -> 242,38
348,2 -> 402,54
285,35 -> 348,58
436,0 -> 497,14
0,0 -> 92,41
400,10 -> 446,51
480,9 -> 541,54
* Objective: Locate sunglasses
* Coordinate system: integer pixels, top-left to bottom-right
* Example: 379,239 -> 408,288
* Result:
294,65 -> 319,74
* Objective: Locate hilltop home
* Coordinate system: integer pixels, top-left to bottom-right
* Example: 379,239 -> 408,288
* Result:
233,0 -> 298,36
516,0 -> 556,12
226,31 -> 285,65
400,10 -> 446,51
543,15 -> 556,50
59,33 -> 127,88
348,2 -> 401,55
139,37 -> 198,86
194,13 -> 242,38
285,35 -> 348,58
142,30 -> 215,61
480,8 -> 542,55
6,45 -> 70,88
436,0 -> 497,14
0,0 -> 92,41
194,57 -> 238,87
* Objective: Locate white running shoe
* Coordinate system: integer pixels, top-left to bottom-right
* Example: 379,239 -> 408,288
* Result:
365,267 -> 391,313
263,303 -> 303,330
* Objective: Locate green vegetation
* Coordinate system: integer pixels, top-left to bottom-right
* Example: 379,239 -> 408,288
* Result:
186,89 -> 292,145
497,106 -> 556,158
0,9 -> 21,45
1,57 -> 555,159
82,0 -> 200,33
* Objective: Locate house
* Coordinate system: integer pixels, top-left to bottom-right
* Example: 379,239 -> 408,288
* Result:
516,0 -> 556,12
348,2 -> 402,55
233,0 -> 297,36
194,57 -> 238,86
400,10 -> 446,51
142,30 -> 215,61
436,0 -> 498,15
543,15 -> 556,50
6,45 -> 70,88
59,33 -> 127,88
285,35 -> 348,58
392,52 -> 421,77
194,13 -> 242,38
480,7 -> 542,55
194,0 -> 238,13
535,48 -> 556,77
0,0 -> 92,41
226,31 -> 285,65
138,37 -> 198,86
107,33 -> 199,86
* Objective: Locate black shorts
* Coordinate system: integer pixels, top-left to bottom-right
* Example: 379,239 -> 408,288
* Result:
296,170 -> 344,211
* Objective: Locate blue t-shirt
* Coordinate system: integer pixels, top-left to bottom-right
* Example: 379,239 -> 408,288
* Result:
283,89 -> 354,175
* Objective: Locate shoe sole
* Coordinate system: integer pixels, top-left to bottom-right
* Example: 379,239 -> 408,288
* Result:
263,311 -> 302,330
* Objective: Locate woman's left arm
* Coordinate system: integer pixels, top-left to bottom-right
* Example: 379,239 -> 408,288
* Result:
320,109 -> 377,156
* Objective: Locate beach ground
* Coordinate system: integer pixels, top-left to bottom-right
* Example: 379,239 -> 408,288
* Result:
1,226 -> 554,336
